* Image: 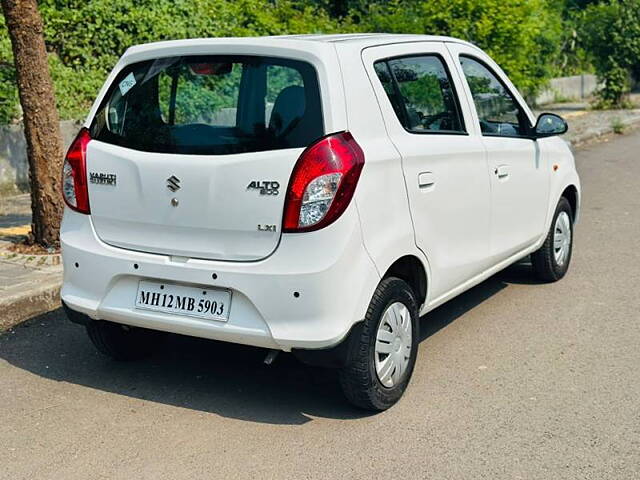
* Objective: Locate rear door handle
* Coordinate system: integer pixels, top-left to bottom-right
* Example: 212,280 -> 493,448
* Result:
494,165 -> 510,179
418,172 -> 436,190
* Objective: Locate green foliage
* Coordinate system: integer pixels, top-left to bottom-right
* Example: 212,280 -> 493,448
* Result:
355,0 -> 564,98
298,0 -> 387,17
0,14 -> 19,123
0,0 -> 338,122
611,117 -> 626,134
38,0 -> 337,73
2,0 -> 627,123
580,0 -> 640,107
47,54 -> 105,121
554,13 -> 592,77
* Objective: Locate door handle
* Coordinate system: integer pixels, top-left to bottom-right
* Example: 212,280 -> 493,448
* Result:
494,165 -> 510,179
418,172 -> 436,190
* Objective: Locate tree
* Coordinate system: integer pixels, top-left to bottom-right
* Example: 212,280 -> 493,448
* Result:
352,0 -> 564,98
1,0 -> 63,247
581,0 -> 640,107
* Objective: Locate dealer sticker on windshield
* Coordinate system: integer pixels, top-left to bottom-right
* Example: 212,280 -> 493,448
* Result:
118,72 -> 137,96
135,280 -> 231,322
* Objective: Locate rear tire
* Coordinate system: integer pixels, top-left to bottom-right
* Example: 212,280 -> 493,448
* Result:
531,197 -> 574,282
86,320 -> 164,361
339,277 -> 419,411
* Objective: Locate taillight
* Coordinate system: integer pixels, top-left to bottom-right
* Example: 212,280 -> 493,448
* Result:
283,132 -> 364,233
62,128 -> 91,214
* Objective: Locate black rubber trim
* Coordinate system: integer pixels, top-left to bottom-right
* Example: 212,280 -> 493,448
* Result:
61,300 -> 92,326
291,321 -> 364,369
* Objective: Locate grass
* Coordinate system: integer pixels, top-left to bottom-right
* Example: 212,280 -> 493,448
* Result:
591,97 -> 636,111
611,118 -> 626,134
551,92 -> 576,104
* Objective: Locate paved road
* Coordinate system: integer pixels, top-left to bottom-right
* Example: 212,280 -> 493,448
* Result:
2,131 -> 640,480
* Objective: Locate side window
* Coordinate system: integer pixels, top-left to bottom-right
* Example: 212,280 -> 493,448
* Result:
374,62 -> 406,122
459,56 -> 530,137
374,55 -> 465,134
266,65 -> 304,124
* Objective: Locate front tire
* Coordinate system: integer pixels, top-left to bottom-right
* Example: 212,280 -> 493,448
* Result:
86,320 -> 164,361
339,277 -> 419,411
531,196 -> 574,282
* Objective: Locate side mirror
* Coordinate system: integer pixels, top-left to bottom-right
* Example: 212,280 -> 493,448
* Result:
534,113 -> 568,138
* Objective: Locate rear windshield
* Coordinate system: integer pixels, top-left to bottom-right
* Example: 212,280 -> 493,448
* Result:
90,55 -> 324,155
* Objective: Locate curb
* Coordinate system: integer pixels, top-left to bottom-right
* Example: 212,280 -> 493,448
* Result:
0,248 -> 61,267
0,273 -> 62,331
569,114 -> 640,149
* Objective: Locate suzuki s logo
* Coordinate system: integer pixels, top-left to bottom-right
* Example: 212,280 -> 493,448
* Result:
167,175 -> 181,192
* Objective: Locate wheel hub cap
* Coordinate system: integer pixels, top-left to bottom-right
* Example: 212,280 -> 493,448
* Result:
553,211 -> 572,266
374,302 -> 412,388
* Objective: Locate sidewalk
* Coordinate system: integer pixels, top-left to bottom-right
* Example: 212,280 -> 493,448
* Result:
0,194 -> 62,330
0,250 -> 61,330
1,101 -> 640,331
534,95 -> 640,147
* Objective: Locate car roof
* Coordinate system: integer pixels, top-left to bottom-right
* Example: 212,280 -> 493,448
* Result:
124,33 -> 475,57
274,33 -> 467,45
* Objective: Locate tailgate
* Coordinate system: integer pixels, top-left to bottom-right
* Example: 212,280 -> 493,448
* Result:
88,141 -> 300,261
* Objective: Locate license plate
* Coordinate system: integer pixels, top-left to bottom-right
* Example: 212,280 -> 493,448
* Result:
135,280 -> 231,322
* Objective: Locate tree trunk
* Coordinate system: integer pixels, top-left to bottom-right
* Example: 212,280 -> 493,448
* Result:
1,0 -> 63,248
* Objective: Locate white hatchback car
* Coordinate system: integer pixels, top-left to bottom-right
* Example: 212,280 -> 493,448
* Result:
61,34 -> 580,410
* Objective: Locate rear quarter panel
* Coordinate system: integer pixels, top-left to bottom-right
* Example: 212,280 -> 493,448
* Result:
336,42 -> 431,300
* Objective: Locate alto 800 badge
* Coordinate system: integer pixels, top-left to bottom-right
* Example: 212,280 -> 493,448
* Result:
247,180 -> 279,196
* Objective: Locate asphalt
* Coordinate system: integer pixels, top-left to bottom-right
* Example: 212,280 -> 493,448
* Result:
1,131 -> 640,479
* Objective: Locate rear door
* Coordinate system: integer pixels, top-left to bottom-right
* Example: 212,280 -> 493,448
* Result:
447,43 -> 549,261
363,42 -> 492,301
86,55 -> 324,261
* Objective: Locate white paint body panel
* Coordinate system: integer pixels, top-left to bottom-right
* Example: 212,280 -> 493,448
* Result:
446,43 -> 550,263
88,140 -> 300,261
62,206 -> 379,350
360,42 -> 492,300
62,34 -> 580,351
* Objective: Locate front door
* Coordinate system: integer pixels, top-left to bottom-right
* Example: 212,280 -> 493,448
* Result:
448,43 -> 549,262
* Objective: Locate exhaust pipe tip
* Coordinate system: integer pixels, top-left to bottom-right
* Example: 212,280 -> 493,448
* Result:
263,349 -> 279,365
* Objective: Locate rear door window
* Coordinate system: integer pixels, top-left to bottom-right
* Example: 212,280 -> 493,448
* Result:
374,55 -> 465,134
90,55 -> 323,155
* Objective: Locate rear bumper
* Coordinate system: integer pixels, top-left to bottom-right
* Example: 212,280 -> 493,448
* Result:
60,206 -> 379,351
